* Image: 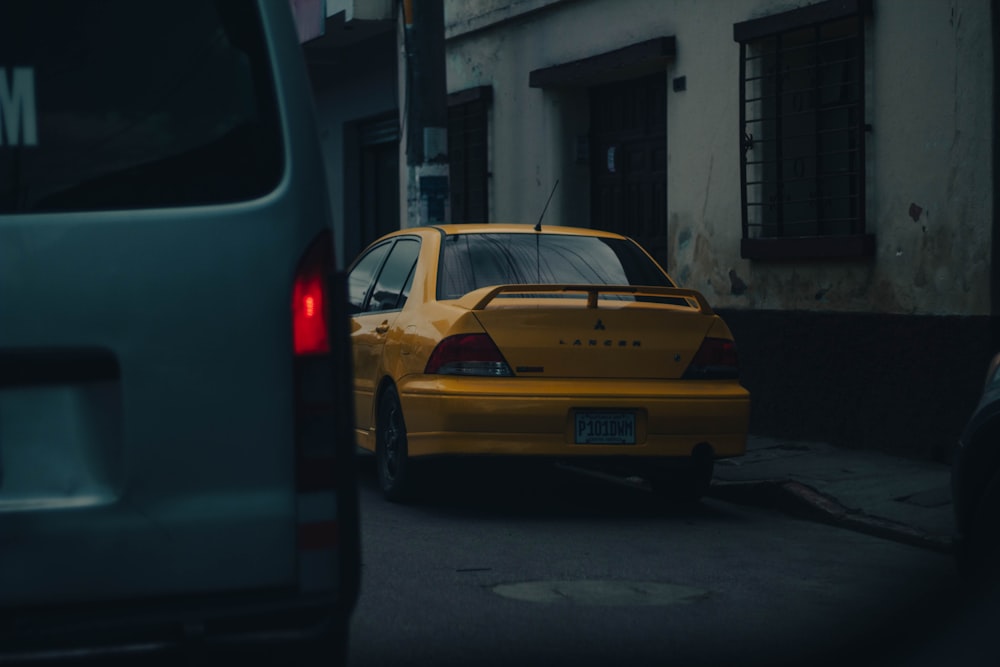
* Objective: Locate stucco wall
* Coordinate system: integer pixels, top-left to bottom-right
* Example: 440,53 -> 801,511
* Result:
307,31 -> 398,267
861,0 -> 993,316
326,0 -> 394,21
444,0 -> 994,316
447,5 -> 573,226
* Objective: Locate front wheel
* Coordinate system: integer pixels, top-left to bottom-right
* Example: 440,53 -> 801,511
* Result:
376,384 -> 415,502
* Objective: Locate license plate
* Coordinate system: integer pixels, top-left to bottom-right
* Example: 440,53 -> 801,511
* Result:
574,410 -> 636,445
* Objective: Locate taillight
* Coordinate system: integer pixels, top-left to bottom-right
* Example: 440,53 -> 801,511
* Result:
289,232 -> 360,602
292,237 -> 331,356
683,337 -> 740,380
425,333 -> 513,376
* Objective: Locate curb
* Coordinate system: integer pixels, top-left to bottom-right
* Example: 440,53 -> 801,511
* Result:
708,479 -> 954,554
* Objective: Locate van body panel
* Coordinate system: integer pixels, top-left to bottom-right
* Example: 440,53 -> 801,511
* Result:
0,0 -> 358,658
0,202 -> 306,603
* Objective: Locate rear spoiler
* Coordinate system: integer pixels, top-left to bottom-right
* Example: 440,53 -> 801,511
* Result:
454,284 -> 714,314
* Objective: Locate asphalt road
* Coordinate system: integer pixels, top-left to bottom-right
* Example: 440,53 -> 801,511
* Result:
346,458 -> 983,667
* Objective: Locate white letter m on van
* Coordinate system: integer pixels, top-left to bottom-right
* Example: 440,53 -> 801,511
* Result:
0,67 -> 38,147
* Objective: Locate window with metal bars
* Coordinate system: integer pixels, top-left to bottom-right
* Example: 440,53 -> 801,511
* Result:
735,0 -> 874,259
448,86 -> 491,223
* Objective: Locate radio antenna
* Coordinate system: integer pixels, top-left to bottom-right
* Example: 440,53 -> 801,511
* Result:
535,179 -> 559,232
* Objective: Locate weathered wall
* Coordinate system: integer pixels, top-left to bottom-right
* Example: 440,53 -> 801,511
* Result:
442,0 -> 995,457
306,31 -> 398,267
446,2 -> 573,225
326,0 -> 394,21
444,0 -> 994,316
718,308 -> 995,458
445,0 -> 567,36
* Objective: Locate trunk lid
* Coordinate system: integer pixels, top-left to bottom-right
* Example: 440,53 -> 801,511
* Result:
460,285 -> 718,380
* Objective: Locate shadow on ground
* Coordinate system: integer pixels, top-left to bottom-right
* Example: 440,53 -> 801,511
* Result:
355,453 -> 744,525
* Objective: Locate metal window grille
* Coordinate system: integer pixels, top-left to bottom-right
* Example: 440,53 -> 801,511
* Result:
739,14 -> 866,240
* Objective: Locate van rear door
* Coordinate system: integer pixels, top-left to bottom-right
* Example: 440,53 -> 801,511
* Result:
0,1 -> 326,607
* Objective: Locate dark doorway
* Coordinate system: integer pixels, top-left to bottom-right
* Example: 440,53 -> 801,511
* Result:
360,115 -> 400,251
448,87 -> 491,223
590,73 -> 668,267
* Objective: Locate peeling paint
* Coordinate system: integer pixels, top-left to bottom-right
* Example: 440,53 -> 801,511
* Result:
932,266 -> 953,294
688,233 -> 728,302
677,227 -> 692,251
729,269 -> 748,296
701,154 -> 714,224
868,278 -> 906,314
441,0 -> 992,317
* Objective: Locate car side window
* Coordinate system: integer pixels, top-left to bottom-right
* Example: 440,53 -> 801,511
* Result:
348,243 -> 391,313
365,239 -> 421,313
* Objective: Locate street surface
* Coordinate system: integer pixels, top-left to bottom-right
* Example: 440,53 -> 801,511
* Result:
347,457 -> 981,667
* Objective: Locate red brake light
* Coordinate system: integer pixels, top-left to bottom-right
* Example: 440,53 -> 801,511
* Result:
293,236 -> 332,356
683,338 -> 739,380
425,333 -> 513,376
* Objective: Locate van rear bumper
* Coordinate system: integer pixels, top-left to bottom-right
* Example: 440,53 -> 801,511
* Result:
0,590 -> 348,664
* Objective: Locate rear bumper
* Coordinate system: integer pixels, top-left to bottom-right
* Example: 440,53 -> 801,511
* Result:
1,591 -> 347,664
396,376 -> 750,459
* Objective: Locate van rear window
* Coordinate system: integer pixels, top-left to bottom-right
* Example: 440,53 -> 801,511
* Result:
0,1 -> 282,213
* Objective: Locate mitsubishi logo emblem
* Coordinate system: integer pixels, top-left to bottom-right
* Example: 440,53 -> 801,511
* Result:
594,319 -> 606,330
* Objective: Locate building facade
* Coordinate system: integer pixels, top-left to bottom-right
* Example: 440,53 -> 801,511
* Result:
303,0 -> 998,458
297,0 -> 398,267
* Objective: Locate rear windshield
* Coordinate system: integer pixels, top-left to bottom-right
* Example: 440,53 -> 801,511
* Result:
438,232 -> 674,300
0,1 -> 282,213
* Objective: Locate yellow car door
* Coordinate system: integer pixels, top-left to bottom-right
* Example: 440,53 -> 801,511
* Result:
348,237 -> 421,441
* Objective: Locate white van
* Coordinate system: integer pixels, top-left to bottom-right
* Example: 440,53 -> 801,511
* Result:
0,1 -> 359,663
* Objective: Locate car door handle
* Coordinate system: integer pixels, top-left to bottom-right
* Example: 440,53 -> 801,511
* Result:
375,321 -> 390,335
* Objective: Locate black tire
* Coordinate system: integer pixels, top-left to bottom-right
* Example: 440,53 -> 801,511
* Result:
376,384 -> 415,502
209,618 -> 348,667
648,451 -> 714,505
298,620 -> 349,667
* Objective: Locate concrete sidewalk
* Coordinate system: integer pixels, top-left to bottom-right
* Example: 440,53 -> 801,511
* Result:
708,436 -> 955,553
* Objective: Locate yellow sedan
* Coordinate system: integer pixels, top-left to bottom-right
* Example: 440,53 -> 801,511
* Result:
347,224 -> 750,502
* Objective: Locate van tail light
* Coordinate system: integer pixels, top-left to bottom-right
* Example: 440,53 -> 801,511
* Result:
293,237 -> 331,356
291,232 -> 360,600
425,333 -> 513,376
682,337 -> 740,380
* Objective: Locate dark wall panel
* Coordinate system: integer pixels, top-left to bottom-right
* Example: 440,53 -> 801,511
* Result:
718,309 -> 997,461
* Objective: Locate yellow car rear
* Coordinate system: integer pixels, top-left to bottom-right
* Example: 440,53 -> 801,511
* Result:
347,224 -> 750,502
395,375 -> 749,458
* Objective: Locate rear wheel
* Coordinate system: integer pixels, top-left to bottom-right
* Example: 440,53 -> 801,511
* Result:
298,620 -> 349,667
376,385 -> 415,502
206,616 -> 348,667
647,448 -> 714,504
